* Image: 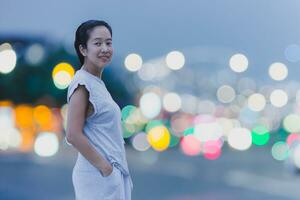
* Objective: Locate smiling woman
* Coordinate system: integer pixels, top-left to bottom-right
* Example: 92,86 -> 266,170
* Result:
66,20 -> 133,200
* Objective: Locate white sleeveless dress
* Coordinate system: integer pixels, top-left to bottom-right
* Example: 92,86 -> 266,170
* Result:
67,68 -> 133,200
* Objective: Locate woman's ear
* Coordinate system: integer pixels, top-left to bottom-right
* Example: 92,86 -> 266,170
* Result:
79,44 -> 87,57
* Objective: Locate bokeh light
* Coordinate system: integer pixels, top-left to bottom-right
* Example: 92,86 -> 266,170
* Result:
180,134 -> 201,156
0,43 -> 17,74
54,71 -> 72,89
33,105 -> 52,131
229,53 -> 248,73
247,93 -> 266,112
0,107 -> 22,150
268,62 -> 288,81
217,117 -> 240,137
169,134 -> 180,147
183,127 -> 194,136
194,116 -> 223,142
163,92 -> 182,112
228,128 -> 252,151
283,114 -> 300,133
170,113 -> 193,136
121,105 -> 146,138
132,132 -> 150,151
270,89 -> 288,108
165,51 -> 185,70
286,133 -> 300,146
34,132 -> 59,157
147,125 -> 170,152
291,143 -> 300,168
140,92 -> 161,119
52,62 -> 75,89
124,53 -> 143,72
7,128 -> 22,149
203,140 -> 222,160
271,141 -> 289,161
251,125 -> 270,146
15,105 -> 34,129
25,43 -> 45,65
217,85 -> 236,103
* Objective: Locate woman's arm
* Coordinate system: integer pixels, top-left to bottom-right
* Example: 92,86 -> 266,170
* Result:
66,85 -> 112,176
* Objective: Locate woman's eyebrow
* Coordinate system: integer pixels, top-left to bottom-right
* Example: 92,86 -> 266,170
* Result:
92,38 -> 112,41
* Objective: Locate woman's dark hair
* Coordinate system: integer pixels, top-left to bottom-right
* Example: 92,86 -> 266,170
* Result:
74,20 -> 112,65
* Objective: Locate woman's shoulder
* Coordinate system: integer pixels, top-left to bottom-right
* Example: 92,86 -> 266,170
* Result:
69,69 -> 90,85
67,70 -> 94,103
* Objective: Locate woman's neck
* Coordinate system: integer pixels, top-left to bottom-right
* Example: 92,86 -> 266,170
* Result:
82,61 -> 104,79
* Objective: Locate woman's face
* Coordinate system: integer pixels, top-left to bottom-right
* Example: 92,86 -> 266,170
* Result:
81,26 -> 113,68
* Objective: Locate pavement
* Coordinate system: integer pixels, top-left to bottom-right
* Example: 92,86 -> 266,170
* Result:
0,142 -> 300,200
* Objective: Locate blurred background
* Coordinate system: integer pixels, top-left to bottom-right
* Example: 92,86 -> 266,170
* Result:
1,0 -> 300,199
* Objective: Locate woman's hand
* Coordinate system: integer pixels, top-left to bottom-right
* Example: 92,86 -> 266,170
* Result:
100,161 -> 113,177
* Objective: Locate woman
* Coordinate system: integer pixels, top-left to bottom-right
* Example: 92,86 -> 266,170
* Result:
66,20 -> 133,200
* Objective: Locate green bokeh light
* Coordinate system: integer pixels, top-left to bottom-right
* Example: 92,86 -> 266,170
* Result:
122,121 -> 135,138
121,105 -> 136,121
252,125 -> 270,146
183,127 -> 194,136
271,141 -> 289,161
169,134 -> 180,147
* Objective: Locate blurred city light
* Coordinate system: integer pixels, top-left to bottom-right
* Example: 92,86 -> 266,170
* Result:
147,125 -> 170,152
140,92 -> 161,119
271,141 -> 289,161
291,143 -> 300,168
33,105 -> 52,131
0,43 -> 17,74
165,51 -> 185,70
247,93 -> 266,112
270,89 -> 288,108
229,53 -> 248,73
286,133 -> 300,146
283,114 -> 300,133
217,85 -> 236,104
52,62 -> 75,89
251,125 -> 270,146
180,134 -> 201,156
162,92 -> 182,112
228,128 -> 252,151
24,43 -> 45,66
34,132 -> 59,157
194,115 -> 223,142
268,62 -> 288,81
132,132 -> 150,151
124,53 -> 143,72
203,139 -> 222,160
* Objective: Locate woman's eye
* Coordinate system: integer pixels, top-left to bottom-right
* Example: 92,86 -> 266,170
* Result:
95,42 -> 101,46
107,42 -> 112,46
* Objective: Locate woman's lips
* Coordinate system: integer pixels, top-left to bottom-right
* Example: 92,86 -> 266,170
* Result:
99,56 -> 110,59
98,56 -> 110,62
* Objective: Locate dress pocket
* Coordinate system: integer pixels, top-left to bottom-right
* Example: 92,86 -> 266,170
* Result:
102,165 -> 115,178
103,166 -> 122,199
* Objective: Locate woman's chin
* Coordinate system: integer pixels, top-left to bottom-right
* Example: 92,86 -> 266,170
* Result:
98,58 -> 111,65
95,62 -> 108,69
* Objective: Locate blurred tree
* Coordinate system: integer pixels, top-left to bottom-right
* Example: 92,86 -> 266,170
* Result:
0,36 -> 132,107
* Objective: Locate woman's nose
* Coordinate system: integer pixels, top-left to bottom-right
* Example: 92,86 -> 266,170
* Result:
100,44 -> 109,53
